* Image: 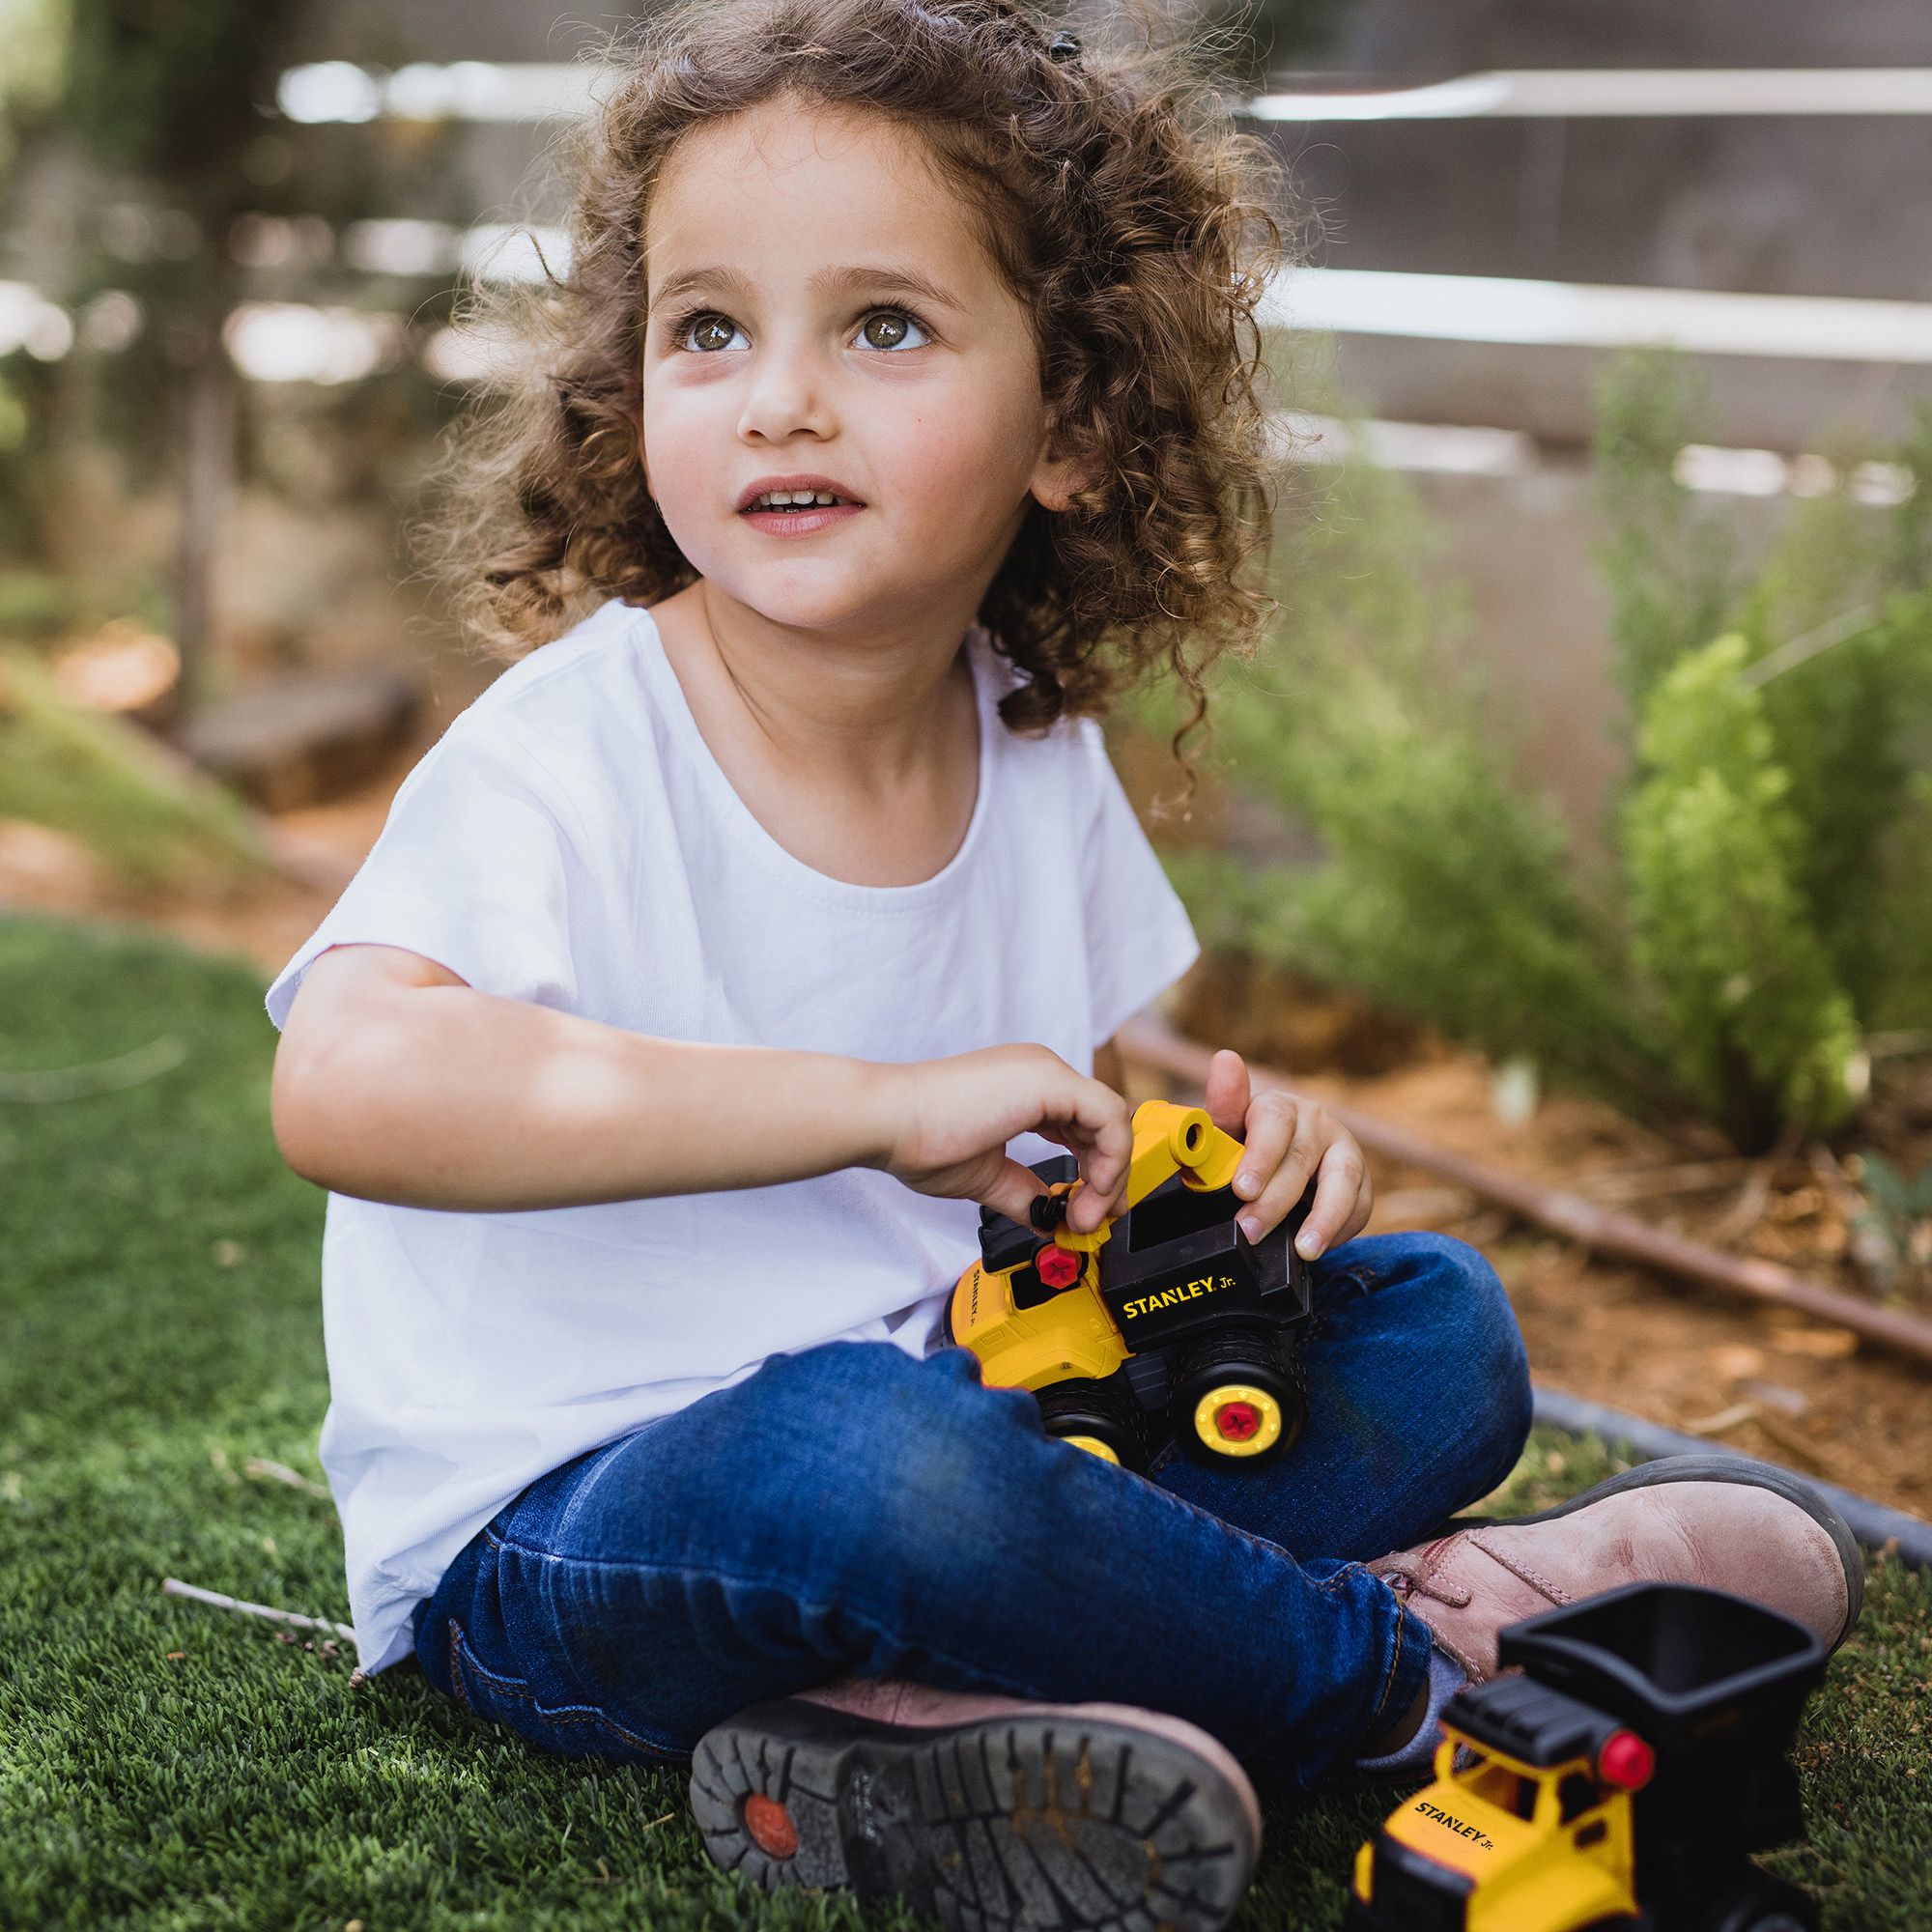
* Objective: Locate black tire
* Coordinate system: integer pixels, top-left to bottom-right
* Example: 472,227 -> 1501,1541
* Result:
1168,1325 -> 1307,1466
1705,1876 -> 1817,1932
1035,1374 -> 1152,1473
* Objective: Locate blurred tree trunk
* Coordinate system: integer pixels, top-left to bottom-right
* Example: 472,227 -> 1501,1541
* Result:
52,0 -> 317,724
168,320 -> 236,723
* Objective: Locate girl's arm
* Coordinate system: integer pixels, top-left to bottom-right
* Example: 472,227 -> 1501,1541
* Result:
271,942 -> 1133,1229
270,942 -> 896,1213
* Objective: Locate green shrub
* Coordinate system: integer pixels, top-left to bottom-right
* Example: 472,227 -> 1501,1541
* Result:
1624,634 -> 1865,1144
1135,349 -> 1932,1152
1591,350 -> 1740,714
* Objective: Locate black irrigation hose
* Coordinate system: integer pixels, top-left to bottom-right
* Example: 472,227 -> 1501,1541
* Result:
1531,1384 -> 1932,1572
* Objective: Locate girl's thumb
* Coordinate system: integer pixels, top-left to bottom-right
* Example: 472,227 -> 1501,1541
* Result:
978,1159 -> 1056,1231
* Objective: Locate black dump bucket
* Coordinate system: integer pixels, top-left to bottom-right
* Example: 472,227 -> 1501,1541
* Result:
1497,1581 -> 1826,1764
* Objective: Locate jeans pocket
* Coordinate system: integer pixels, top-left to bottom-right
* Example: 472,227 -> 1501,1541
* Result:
442,1617 -> 680,1765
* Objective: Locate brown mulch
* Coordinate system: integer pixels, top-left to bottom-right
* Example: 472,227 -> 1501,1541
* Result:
4,729 -> 1928,1520
1165,961 -> 1932,1521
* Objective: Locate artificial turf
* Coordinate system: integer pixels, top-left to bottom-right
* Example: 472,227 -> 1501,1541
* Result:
2,908 -> 1927,1931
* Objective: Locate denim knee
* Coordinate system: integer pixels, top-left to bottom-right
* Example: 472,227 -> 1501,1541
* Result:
686,1340 -> 1046,1596
1395,1230 -> 1533,1486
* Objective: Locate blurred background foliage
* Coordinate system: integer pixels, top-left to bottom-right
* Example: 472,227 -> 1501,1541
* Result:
0,0 -> 476,893
1136,347 -> 1932,1155
0,644 -> 276,883
0,0 -> 472,691
1,0 -> 1929,1171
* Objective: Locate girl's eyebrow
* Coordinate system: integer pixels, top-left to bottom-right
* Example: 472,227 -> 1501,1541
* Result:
649,263 -> 965,314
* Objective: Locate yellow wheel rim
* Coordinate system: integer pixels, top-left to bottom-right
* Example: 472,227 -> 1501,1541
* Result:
1193,1383 -> 1283,1458
1060,1433 -> 1122,1464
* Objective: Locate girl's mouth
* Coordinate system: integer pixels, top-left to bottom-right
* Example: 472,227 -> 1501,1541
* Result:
740,502 -> 865,536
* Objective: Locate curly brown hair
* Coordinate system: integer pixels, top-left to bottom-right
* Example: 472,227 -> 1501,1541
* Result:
416,0 -> 1292,796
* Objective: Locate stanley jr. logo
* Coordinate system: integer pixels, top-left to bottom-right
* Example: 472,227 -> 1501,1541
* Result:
1413,1801 -> 1494,1852
1122,1275 -> 1236,1321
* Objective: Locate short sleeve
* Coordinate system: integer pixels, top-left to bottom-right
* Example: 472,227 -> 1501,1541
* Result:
264,722 -> 582,1032
1078,719 -> 1202,1048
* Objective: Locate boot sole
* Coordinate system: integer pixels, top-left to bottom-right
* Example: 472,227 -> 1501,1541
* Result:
1455,1451 -> 1865,1648
690,1697 -> 1259,1932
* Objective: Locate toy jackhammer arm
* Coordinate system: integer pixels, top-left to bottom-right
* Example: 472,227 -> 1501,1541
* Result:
1045,1100 -> 1245,1254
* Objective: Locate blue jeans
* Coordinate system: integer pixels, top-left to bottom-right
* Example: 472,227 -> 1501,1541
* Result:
412,1232 -> 1531,1794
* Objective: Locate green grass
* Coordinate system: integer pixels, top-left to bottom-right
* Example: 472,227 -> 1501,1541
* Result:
2,909 -> 1928,1930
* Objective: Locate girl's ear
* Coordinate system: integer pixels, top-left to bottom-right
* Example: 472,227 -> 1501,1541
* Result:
1029,423 -> 1095,514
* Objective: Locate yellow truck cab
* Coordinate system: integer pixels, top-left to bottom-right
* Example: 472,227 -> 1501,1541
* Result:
1347,1668 -> 1653,1931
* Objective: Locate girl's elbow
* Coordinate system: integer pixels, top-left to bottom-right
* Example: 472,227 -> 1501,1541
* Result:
270,1035 -> 354,1188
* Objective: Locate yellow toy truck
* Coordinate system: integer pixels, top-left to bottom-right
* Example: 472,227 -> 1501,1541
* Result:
944,1098 -> 1316,1472
1348,1580 -> 1828,1932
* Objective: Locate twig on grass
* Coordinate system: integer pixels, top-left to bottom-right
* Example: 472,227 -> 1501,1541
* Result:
242,1457 -> 332,1501
161,1576 -> 355,1643
0,1035 -> 186,1102
1573,1157 -> 1750,1203
1740,1405 -> 1840,1478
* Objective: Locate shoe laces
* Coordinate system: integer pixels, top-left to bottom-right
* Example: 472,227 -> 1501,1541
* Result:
1371,1544 -> 1473,1609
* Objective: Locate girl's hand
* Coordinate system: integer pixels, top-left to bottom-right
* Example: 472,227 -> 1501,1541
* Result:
870,1043 -> 1132,1236
1205,1047 -> 1372,1261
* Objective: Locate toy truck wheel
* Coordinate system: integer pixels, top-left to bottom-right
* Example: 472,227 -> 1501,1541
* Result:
1706,1877 -> 1817,1932
1035,1375 -> 1151,1473
1170,1326 -> 1307,1464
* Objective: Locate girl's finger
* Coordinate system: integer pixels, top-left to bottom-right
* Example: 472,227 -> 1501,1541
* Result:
1204,1048 -> 1251,1141
981,1157 -> 1063,1227
1240,1133 -> 1325,1246
1293,1139 -> 1366,1260
1074,1136 -> 1128,1229
1064,1085 -> 1132,1232
1013,1133 -> 1114,1235
1229,1093 -> 1301,1236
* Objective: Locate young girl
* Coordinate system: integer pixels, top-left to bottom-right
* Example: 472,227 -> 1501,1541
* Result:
267,4 -> 1862,1926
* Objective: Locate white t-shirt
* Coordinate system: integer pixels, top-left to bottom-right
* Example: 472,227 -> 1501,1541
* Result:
264,596 -> 1201,1673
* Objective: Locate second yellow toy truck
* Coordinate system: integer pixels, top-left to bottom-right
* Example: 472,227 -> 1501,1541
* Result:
1347,1579 -> 1828,1931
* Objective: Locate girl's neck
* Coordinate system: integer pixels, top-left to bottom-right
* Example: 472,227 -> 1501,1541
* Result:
649,580 -> 978,795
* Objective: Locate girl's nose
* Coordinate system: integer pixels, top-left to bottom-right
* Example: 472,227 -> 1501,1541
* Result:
735,332 -> 836,444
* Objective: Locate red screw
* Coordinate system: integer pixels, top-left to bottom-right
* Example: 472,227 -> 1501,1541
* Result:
1036,1244 -> 1081,1290
1214,1401 -> 1262,1441
1597,1729 -> 1655,1791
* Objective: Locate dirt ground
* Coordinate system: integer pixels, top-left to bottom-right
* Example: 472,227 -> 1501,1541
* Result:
1167,961 -> 1932,1521
4,722 -> 1928,1521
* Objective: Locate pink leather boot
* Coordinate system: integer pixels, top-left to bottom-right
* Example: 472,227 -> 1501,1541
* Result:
1368,1452 -> 1863,1684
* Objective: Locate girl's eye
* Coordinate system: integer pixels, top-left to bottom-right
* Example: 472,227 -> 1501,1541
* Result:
677,312 -> 744,354
668,305 -> 931,355
855,308 -> 930,352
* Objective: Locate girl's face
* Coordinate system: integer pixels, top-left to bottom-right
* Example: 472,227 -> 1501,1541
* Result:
637,97 -> 1083,637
